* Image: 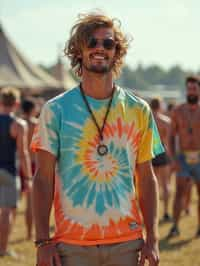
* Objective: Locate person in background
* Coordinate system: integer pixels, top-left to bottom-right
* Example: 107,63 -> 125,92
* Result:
166,102 -> 175,118
0,87 -> 32,257
20,97 -> 38,240
31,12 -> 164,266
167,75 -> 200,238
35,97 -> 45,118
167,101 -> 192,216
150,98 -> 171,222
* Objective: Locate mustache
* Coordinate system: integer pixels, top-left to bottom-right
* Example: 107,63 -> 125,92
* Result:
187,95 -> 199,104
89,53 -> 109,60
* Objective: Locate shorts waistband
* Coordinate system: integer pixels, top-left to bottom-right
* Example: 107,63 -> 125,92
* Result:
182,150 -> 200,156
180,150 -> 200,165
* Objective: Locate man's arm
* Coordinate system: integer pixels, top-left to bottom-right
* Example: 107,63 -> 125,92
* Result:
33,149 -> 61,266
33,149 -> 56,240
136,160 -> 159,266
170,135 -> 176,158
16,122 -> 32,179
169,110 -> 178,158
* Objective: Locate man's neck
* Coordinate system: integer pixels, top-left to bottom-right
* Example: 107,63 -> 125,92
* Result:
186,102 -> 199,111
22,114 -> 31,120
153,110 -> 158,114
0,107 -> 13,115
152,110 -> 159,117
81,72 -> 114,99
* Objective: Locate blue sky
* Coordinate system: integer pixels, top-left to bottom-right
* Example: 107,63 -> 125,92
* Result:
1,0 -> 199,70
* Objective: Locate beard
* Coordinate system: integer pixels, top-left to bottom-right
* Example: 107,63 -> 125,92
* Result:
82,58 -> 114,74
187,95 -> 199,105
84,63 -> 111,74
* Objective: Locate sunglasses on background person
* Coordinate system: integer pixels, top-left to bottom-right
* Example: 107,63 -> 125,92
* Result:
87,37 -> 117,50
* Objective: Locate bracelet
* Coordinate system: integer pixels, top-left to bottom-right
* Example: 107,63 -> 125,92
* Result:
25,177 -> 32,180
34,238 -> 52,248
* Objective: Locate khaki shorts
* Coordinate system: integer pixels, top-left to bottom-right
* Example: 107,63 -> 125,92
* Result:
0,169 -> 18,208
56,238 -> 144,266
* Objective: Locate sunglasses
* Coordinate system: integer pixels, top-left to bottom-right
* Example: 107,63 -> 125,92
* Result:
87,37 -> 116,50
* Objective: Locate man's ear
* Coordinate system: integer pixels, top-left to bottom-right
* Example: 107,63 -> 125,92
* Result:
113,52 -> 118,64
14,101 -> 20,112
77,53 -> 82,59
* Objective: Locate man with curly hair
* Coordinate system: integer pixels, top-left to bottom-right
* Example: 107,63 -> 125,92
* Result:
31,12 -> 163,266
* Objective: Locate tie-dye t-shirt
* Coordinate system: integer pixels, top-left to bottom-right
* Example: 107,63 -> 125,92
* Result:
31,86 -> 164,246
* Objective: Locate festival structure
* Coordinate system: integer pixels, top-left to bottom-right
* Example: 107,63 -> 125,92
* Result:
0,22 -> 76,98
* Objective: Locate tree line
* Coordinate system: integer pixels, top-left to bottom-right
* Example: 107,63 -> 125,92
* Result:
40,63 -> 200,91
117,64 -> 200,91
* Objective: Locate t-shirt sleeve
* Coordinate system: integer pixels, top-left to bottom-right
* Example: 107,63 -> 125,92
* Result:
136,103 -> 164,164
30,102 -> 60,157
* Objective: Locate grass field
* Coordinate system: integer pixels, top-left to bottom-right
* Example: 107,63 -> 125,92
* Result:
1,178 -> 200,266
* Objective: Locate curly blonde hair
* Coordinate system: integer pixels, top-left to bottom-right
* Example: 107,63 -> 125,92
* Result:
64,12 -> 129,78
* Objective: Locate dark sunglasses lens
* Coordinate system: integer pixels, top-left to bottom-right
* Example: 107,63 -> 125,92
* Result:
87,38 -> 97,48
103,39 -> 116,49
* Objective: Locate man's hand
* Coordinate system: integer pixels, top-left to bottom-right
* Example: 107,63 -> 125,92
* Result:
139,239 -> 159,266
23,178 -> 32,193
171,159 -> 180,172
36,244 -> 61,266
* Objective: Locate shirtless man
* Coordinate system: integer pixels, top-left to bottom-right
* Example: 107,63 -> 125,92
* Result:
20,97 -> 38,239
168,75 -> 200,238
150,98 -> 171,222
167,102 -> 192,215
0,87 -> 32,256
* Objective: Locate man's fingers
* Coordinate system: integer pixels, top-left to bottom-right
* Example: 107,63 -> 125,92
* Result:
138,253 -> 146,266
53,252 -> 62,266
149,254 -> 160,266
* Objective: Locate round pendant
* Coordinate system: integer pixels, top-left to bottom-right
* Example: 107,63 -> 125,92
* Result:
97,144 -> 108,156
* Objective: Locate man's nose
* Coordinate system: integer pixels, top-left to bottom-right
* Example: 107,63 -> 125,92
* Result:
95,40 -> 105,49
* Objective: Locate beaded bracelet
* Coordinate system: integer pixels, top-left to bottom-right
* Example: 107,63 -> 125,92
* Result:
34,238 -> 52,248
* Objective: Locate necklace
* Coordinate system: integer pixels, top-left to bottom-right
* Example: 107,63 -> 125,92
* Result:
185,105 -> 200,135
80,83 -> 115,156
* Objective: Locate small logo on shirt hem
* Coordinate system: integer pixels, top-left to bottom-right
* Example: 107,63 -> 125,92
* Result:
129,222 -> 138,230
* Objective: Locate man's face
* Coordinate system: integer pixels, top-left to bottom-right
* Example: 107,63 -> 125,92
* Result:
30,106 -> 37,117
186,81 -> 200,104
81,27 -> 117,75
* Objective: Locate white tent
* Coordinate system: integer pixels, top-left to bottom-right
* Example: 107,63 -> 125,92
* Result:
0,23 -> 61,91
50,56 -> 77,91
